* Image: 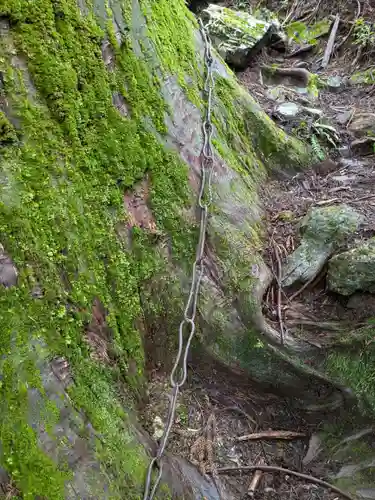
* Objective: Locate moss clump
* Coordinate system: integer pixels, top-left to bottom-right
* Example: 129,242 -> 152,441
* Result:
0,111 -> 17,145
286,18 -> 331,45
325,334 -> 375,416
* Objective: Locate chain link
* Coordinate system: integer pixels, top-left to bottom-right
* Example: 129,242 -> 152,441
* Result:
142,19 -> 215,500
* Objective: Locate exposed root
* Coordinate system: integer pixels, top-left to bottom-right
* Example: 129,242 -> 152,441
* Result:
261,65 -> 312,85
215,465 -> 354,500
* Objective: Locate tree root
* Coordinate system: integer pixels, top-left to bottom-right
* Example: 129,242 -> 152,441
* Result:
261,65 -> 312,85
215,465 -> 354,500
249,262 -> 355,410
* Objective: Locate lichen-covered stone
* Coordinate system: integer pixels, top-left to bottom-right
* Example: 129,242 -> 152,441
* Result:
201,4 -> 278,68
282,205 -> 363,286
327,238 -> 375,295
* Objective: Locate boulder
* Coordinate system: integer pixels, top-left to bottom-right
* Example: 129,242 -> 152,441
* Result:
349,112 -> 375,137
201,4 -> 280,68
274,101 -> 301,118
350,137 -> 375,156
325,75 -> 346,92
282,205 -> 363,286
328,238 -> 375,295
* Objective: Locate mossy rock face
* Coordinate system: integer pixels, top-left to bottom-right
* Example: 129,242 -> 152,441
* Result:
282,205 -> 363,286
328,237 -> 375,296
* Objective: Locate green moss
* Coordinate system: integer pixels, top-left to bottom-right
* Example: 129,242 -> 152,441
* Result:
139,0 -> 201,103
221,7 -> 268,39
0,111 -> 17,145
325,334 -> 375,416
0,0 -> 197,496
286,18 -> 331,45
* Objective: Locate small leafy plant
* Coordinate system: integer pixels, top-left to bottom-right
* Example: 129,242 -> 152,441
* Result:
353,18 -> 375,47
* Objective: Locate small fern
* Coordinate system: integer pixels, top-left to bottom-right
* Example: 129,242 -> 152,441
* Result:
310,134 -> 325,161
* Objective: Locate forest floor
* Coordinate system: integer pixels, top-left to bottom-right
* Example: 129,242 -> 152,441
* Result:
143,0 -> 375,499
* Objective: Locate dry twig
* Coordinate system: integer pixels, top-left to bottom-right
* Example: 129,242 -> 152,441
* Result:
299,0 -> 323,24
215,465 -> 354,500
322,14 -> 340,68
288,269 -> 325,302
237,430 -> 306,442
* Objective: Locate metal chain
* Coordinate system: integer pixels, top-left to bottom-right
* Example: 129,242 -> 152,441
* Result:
143,19 -> 215,500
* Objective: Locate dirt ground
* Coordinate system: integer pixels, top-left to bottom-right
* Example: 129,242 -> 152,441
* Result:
144,1 -> 375,498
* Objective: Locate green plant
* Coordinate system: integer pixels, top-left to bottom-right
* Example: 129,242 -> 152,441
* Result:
312,122 -> 340,148
234,0 -> 251,10
353,18 -> 375,47
310,134 -> 325,161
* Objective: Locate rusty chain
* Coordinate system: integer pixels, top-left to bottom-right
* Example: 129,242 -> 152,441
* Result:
142,18 -> 215,500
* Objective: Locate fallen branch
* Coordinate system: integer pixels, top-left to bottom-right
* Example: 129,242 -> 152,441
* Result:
215,465 -> 354,500
322,14 -> 340,68
350,193 -> 375,203
237,430 -> 306,442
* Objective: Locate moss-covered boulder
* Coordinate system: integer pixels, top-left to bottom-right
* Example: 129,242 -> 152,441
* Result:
327,238 -> 375,295
201,4 -> 279,68
282,205 -> 363,286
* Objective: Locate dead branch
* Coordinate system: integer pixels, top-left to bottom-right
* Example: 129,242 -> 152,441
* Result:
216,465 -> 354,500
322,14 -> 340,68
350,193 -> 375,203
237,430 -> 306,442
